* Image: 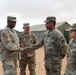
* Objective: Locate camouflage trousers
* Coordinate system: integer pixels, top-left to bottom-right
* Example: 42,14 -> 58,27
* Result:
2,60 -> 17,75
64,64 -> 76,75
64,69 -> 76,75
45,60 -> 62,75
19,56 -> 36,75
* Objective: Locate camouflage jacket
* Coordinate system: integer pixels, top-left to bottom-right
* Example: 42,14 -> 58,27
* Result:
66,39 -> 76,70
0,26 -> 22,60
29,28 -> 67,62
19,32 -> 38,58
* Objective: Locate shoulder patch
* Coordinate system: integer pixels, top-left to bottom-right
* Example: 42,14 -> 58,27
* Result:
3,34 -> 8,40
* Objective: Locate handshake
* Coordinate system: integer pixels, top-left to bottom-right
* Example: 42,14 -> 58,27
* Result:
22,47 -> 30,53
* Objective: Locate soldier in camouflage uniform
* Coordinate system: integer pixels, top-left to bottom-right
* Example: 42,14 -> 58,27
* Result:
19,23 -> 38,75
64,23 -> 76,75
25,16 -> 67,75
0,16 -> 26,75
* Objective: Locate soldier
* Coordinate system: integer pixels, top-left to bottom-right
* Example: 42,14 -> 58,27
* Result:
64,23 -> 76,75
19,23 -> 38,75
0,16 -> 26,75
25,16 -> 67,75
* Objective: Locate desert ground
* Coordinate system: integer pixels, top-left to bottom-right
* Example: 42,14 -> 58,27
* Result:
0,47 -> 66,75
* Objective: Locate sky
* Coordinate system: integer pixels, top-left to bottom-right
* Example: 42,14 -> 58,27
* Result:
0,0 -> 76,31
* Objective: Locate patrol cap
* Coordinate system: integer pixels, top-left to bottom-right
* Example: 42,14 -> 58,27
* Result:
7,16 -> 16,22
44,16 -> 56,22
66,23 -> 76,31
23,23 -> 30,28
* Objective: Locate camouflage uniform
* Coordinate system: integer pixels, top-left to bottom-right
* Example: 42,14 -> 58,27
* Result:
19,31 -> 38,75
29,29 -> 67,75
65,39 -> 76,75
64,23 -> 76,75
28,16 -> 67,75
0,16 -> 23,75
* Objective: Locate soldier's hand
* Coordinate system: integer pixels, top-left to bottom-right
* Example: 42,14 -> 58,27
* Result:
23,47 -> 30,53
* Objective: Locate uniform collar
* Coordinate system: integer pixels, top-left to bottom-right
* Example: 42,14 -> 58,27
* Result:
48,28 -> 55,34
6,26 -> 14,32
23,32 -> 31,36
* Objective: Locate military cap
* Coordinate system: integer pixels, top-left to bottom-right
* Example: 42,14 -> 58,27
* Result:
44,16 -> 56,22
66,23 -> 76,31
7,16 -> 16,22
23,23 -> 30,28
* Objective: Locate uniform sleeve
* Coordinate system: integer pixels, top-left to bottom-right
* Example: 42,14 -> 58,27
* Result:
29,38 -> 44,51
1,30 -> 21,51
19,33 -> 23,42
29,32 -> 46,51
56,34 -> 68,59
19,34 -> 24,47
32,33 -> 38,44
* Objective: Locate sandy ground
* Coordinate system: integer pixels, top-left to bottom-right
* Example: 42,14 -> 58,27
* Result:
0,47 -> 66,75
